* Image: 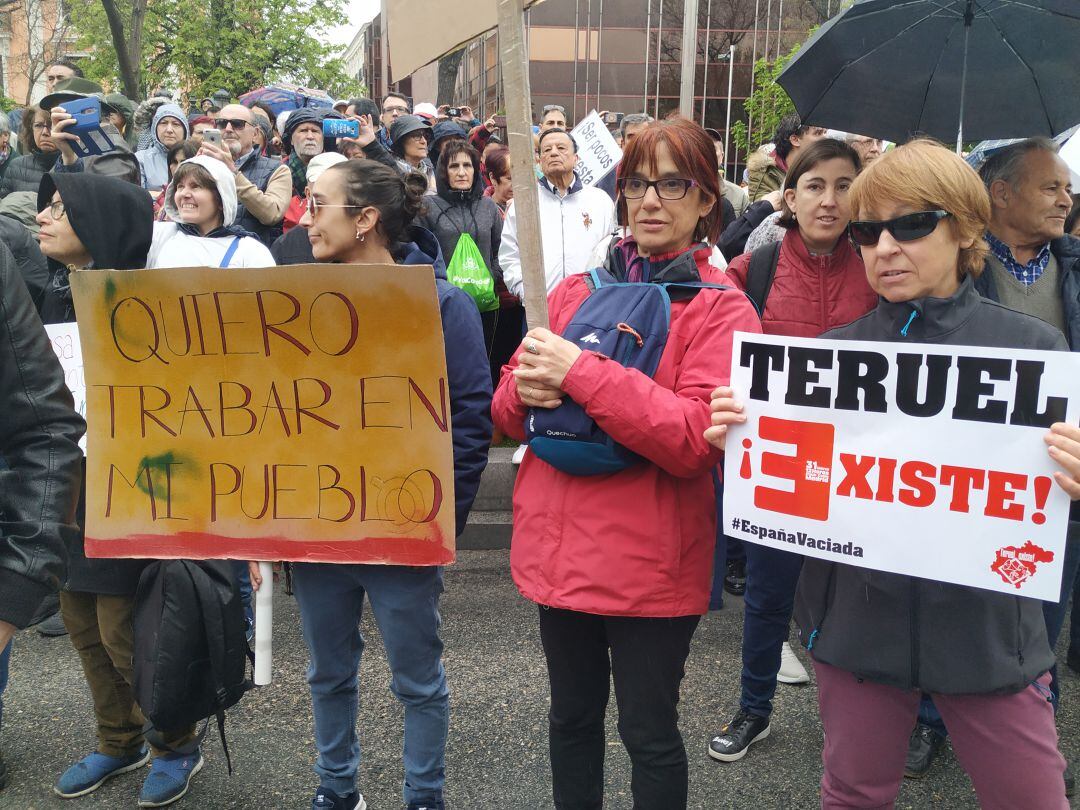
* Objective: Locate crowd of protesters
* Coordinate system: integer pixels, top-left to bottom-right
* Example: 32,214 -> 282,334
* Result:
2,55 -> 1080,810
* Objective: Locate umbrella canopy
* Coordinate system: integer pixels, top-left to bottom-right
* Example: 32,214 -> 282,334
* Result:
238,84 -> 333,118
964,124 -> 1080,168
778,0 -> 1080,147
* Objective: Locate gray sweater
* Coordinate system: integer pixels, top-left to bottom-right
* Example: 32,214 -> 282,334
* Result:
420,191 -> 504,287
794,275 -> 1066,695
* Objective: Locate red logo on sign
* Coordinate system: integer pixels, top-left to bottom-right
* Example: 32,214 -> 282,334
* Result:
750,416 -> 836,521
990,540 -> 1055,589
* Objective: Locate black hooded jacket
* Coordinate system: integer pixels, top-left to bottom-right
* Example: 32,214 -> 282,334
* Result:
38,173 -> 153,324
36,172 -> 153,595
419,150 -> 503,289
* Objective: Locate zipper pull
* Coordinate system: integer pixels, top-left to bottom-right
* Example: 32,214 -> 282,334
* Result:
900,309 -> 918,337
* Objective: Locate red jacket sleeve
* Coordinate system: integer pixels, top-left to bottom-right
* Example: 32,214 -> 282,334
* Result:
559,287 -> 763,479
724,251 -> 751,292
491,277 -> 589,440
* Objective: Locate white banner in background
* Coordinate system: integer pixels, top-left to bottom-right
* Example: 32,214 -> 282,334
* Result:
571,111 -> 622,188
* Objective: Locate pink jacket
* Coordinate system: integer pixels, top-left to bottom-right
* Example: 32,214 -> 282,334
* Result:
492,246 -> 762,617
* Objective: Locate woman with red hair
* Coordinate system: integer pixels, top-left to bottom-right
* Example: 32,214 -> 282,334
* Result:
491,117 -> 761,808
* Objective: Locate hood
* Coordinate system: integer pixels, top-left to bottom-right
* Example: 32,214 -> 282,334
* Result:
605,236 -> 710,286
164,154 -> 238,226
150,103 -> 190,151
431,120 -> 467,145
746,149 -> 775,173
393,224 -> 447,279
434,145 -> 484,201
38,172 -> 153,269
282,107 -> 343,155
103,93 -> 136,125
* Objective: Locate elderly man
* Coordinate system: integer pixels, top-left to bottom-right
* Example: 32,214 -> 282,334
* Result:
500,127 -> 615,302
906,137 -> 1080,789
848,134 -> 883,165
196,103 -> 291,245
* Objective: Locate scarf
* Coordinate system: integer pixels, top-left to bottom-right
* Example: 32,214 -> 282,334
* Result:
288,152 -> 308,197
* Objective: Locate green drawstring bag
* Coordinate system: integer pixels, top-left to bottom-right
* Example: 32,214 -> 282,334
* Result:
446,233 -> 498,312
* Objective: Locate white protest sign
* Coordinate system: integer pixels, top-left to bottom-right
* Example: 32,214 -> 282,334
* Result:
570,110 -> 622,188
722,332 -> 1080,599
45,322 -> 86,453
1058,131 -> 1080,191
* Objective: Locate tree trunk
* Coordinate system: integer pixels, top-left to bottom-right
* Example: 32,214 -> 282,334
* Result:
100,0 -> 142,99
436,49 -> 464,106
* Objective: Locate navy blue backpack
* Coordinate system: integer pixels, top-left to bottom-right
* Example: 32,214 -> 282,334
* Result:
526,249 -> 735,476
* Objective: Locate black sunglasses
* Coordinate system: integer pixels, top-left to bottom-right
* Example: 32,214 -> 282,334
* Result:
213,117 -> 248,130
849,210 -> 951,247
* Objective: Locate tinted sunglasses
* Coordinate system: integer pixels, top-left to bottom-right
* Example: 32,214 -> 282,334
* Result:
213,118 -> 248,130
849,210 -> 951,247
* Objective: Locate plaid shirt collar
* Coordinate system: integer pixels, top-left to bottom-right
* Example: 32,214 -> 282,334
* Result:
985,232 -> 1052,285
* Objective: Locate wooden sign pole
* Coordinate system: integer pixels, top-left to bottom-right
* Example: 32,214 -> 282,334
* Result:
496,0 -> 549,330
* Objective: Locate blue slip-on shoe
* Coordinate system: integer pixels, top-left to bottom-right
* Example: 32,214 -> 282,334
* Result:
54,748 -> 150,798
313,787 -> 366,810
137,751 -> 203,808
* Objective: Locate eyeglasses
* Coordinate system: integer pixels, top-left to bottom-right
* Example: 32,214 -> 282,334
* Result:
32,122 -> 51,132
849,210 -> 951,247
382,104 -> 409,115
618,177 -> 699,200
44,200 -> 66,220
542,104 -> 566,115
213,118 -> 248,130
306,197 -> 362,217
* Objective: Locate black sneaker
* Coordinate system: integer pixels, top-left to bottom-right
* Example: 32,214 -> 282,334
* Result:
36,611 -> 68,637
312,787 -> 366,810
708,709 -> 770,762
723,558 -> 747,597
903,723 -> 944,779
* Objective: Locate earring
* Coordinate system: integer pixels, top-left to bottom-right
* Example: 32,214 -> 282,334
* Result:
355,230 -> 365,241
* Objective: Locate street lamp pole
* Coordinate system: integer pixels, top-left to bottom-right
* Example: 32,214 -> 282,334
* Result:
724,44 -> 735,178
678,0 -> 700,117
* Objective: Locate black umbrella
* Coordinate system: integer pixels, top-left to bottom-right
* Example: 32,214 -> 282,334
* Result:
777,0 -> 1080,150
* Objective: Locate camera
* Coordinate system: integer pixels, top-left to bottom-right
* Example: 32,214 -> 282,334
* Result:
446,107 -> 462,119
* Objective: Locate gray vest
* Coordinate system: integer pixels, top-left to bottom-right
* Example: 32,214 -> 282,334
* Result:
984,252 -> 1066,336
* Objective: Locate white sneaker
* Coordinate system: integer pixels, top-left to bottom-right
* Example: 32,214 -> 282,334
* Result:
511,444 -> 527,464
777,641 -> 810,684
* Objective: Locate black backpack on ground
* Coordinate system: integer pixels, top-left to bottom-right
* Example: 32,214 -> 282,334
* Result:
744,239 -> 782,317
133,559 -> 254,773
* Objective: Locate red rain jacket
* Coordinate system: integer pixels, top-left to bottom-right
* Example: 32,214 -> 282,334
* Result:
492,246 -> 762,617
725,228 -> 876,338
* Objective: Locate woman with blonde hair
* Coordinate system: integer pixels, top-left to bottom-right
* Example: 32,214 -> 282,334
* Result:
707,139 -> 1079,809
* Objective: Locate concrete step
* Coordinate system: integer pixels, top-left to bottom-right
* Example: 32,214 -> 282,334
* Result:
458,510 -> 512,550
472,446 -> 518,512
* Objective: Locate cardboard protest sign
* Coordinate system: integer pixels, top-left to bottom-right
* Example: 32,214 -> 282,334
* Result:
70,265 -> 456,566
570,110 -> 623,188
45,322 -> 87,453
722,332 -> 1080,599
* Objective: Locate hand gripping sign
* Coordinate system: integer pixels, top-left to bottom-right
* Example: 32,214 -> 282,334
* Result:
70,265 -> 456,567
722,332 -> 1080,599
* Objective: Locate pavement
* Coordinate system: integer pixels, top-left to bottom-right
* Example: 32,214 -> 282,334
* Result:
3,549 -> 1079,809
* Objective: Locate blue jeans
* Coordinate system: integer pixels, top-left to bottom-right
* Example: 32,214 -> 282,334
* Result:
919,523 -> 1080,736
708,474 -> 747,611
740,542 -> 804,717
292,562 -> 448,805
0,641 -> 10,731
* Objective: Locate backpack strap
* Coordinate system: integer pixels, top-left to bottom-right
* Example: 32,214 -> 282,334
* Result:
744,239 -> 782,316
219,237 -> 242,268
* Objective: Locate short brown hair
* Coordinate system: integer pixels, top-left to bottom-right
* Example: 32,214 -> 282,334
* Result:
778,138 -> 861,228
616,116 -> 722,243
168,162 -> 223,219
849,139 -> 990,277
